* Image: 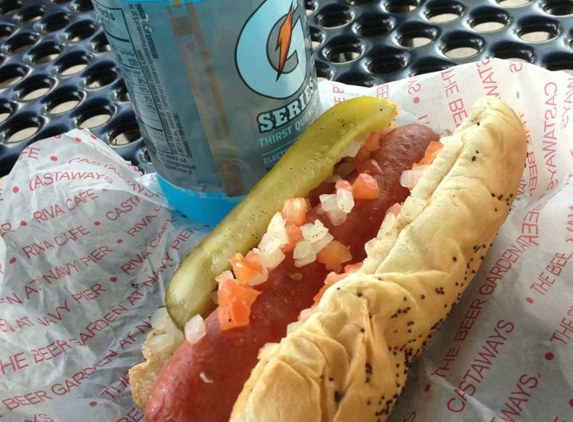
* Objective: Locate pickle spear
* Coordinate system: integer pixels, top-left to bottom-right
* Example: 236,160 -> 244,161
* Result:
166,96 -> 399,328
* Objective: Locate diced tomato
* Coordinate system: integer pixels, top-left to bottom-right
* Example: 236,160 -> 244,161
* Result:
311,283 -> 331,308
243,250 -> 264,272
414,140 -> 443,168
218,301 -> 251,330
217,279 -> 261,307
363,131 -> 381,152
317,240 -> 352,271
217,279 -> 261,330
335,179 -> 353,192
282,223 -> 304,252
281,197 -> 308,227
229,251 -> 264,285
323,270 -> 350,287
353,125 -> 398,162
343,262 -> 363,273
311,263 -> 363,306
352,173 -> 380,200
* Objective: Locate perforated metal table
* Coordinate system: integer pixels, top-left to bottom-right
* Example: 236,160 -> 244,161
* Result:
1,0 -> 572,178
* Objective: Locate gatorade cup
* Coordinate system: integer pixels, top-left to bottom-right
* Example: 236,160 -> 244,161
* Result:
92,0 -> 320,225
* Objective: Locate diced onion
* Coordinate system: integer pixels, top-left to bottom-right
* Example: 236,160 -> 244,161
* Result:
293,239 -> 313,259
293,239 -> 316,267
400,165 -> 429,190
146,307 -> 185,357
311,232 -> 334,253
248,269 -> 266,285
256,240 -> 285,269
257,212 -> 289,269
319,184 -> 354,226
324,174 -> 342,184
215,270 -> 234,284
184,314 -> 207,345
301,219 -> 329,242
320,193 -> 338,212
319,193 -> 348,226
258,232 -> 284,255
339,134 -> 367,158
336,187 -> 354,213
246,249 -> 269,286
266,212 -> 289,245
146,331 -> 182,356
150,307 -> 170,331
326,208 -> 347,226
200,372 -> 214,383
293,220 -> 335,267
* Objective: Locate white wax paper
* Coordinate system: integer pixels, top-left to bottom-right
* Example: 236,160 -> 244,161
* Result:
0,59 -> 572,421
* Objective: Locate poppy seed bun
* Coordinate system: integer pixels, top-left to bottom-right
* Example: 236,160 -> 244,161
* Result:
230,96 -> 527,422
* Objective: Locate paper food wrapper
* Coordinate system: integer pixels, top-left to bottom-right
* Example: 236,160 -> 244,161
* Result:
0,58 -> 571,421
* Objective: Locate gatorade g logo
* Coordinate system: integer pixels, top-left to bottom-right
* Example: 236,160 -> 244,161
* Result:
236,0 -> 309,99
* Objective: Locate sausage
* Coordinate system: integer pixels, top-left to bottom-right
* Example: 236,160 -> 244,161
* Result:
143,124 -> 439,422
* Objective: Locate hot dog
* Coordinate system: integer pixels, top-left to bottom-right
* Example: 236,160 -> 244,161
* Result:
139,123 -> 436,422
129,96 -> 527,422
